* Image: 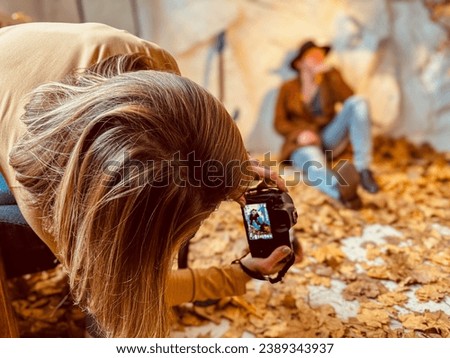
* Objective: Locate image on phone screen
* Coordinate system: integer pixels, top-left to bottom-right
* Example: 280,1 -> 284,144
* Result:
243,203 -> 273,240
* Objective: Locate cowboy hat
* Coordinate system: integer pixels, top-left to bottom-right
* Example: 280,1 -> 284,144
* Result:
290,40 -> 331,70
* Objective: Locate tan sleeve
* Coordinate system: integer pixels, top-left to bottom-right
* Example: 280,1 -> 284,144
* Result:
167,265 -> 251,306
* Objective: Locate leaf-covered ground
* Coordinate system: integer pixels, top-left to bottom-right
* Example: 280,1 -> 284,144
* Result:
7,137 -> 450,337
172,137 -> 450,338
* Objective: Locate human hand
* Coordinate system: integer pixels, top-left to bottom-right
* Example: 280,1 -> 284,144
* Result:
297,130 -> 320,146
236,159 -> 287,206
240,245 -> 293,276
250,160 -> 287,191
311,62 -> 330,76
240,239 -> 303,276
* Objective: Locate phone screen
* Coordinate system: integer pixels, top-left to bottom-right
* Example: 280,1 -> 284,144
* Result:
243,203 -> 273,240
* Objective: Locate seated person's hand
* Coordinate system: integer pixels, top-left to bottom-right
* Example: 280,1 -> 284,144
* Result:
311,62 -> 331,76
296,130 -> 320,146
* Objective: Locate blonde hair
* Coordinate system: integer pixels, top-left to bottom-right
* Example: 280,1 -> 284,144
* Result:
9,54 -> 250,337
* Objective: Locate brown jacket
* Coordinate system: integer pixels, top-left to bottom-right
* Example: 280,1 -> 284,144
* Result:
274,68 -> 353,161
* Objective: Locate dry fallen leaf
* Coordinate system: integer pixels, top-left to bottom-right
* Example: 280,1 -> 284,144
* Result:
343,280 -> 387,301
415,283 -> 450,302
356,308 -> 390,328
312,243 -> 346,267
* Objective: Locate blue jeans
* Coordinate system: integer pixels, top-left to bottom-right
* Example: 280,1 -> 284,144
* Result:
291,95 -> 372,199
0,173 -> 16,205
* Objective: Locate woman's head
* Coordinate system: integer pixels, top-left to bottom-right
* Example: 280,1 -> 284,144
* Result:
290,40 -> 331,72
297,47 -> 326,71
10,54 -> 251,337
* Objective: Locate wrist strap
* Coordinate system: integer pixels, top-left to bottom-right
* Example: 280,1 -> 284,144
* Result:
232,253 -> 295,284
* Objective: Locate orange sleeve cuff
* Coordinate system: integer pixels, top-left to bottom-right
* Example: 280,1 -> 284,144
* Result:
167,265 -> 251,306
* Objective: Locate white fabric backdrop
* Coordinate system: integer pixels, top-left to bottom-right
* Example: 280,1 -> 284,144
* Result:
1,0 -> 449,154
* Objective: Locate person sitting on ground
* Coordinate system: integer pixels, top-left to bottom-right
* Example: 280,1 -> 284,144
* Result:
274,40 -> 380,209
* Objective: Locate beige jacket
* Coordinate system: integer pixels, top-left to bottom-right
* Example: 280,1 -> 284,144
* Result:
0,22 -> 248,306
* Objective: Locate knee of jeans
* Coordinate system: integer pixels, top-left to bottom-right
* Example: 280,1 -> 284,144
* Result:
346,95 -> 369,121
291,145 -> 326,169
